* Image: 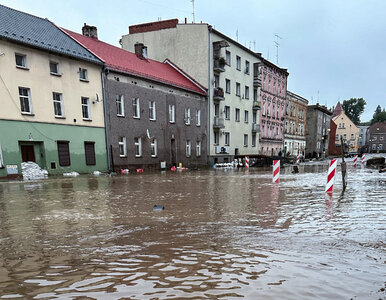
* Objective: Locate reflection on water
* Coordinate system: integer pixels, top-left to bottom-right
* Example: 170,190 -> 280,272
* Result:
0,160 -> 385,299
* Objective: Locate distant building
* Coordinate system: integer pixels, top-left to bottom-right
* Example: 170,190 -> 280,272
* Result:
284,91 -> 308,156
357,125 -> 369,152
331,102 -> 359,154
121,19 -> 271,164
65,25 -> 208,170
0,5 -> 107,178
305,104 -> 332,158
368,122 -> 386,153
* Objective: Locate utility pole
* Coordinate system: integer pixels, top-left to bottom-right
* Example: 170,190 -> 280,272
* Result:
274,33 -> 282,65
191,0 -> 195,23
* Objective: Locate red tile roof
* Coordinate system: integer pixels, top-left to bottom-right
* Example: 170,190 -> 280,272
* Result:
332,101 -> 343,118
62,28 -> 206,95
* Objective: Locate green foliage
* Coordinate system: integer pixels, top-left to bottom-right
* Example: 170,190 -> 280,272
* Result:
370,105 -> 386,124
342,98 -> 366,125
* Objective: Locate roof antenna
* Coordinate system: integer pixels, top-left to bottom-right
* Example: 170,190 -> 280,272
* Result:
274,33 -> 282,65
191,0 -> 195,23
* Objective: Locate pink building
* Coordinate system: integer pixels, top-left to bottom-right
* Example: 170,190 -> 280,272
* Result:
257,58 -> 289,156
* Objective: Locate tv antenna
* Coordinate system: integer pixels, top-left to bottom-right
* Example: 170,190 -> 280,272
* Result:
274,33 -> 282,65
191,0 -> 195,23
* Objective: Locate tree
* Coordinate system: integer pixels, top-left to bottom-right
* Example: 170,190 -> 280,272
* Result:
342,98 -> 366,125
370,105 -> 386,124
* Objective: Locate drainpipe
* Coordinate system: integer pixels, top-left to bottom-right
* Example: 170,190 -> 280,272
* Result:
207,25 -> 212,166
101,67 -> 111,172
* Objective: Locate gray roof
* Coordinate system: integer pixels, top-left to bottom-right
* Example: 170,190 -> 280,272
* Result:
0,4 -> 102,64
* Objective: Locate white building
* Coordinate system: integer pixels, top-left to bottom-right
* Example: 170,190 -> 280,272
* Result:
121,19 -> 262,164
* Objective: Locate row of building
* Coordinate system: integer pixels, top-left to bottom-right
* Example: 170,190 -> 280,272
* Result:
0,5 -> 384,177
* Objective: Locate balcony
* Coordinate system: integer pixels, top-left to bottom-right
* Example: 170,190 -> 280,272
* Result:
252,101 -> 261,110
252,123 -> 260,133
213,57 -> 226,72
213,87 -> 225,101
213,116 -> 225,129
253,76 -> 262,87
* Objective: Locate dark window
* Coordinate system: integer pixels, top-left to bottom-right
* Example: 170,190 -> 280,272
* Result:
84,142 -> 96,165
57,141 -> 70,166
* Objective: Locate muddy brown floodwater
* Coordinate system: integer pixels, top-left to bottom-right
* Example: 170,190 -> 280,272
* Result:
0,159 -> 385,299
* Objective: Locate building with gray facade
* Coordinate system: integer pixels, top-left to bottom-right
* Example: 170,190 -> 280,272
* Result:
368,122 -> 386,153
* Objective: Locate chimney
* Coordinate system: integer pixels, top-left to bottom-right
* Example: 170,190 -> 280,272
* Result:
134,43 -> 148,59
82,23 -> 98,39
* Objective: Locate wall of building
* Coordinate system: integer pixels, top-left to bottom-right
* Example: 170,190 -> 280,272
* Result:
0,119 -> 107,177
332,112 -> 359,153
105,72 -> 207,170
0,40 -> 104,127
368,122 -> 386,153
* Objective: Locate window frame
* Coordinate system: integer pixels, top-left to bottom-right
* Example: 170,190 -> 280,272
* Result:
15,53 -> 28,69
169,104 -> 175,123
79,67 -> 88,81
53,92 -> 64,118
244,134 -> 248,147
149,100 -> 156,120
236,82 -> 241,96
225,79 -> 231,94
196,109 -> 201,126
49,61 -> 60,76
225,132 -> 230,146
132,98 -> 140,119
84,141 -> 96,165
19,87 -> 33,114
185,108 -> 191,125
116,95 -> 125,117
134,137 -> 142,157
225,50 -> 231,66
196,140 -> 201,157
151,138 -> 157,157
236,55 -> 241,71
235,108 -> 240,122
244,110 -> 249,123
245,60 -> 250,74
186,140 -> 191,157
245,85 -> 249,99
119,136 -> 127,157
225,106 -> 230,120
81,97 -> 91,120
57,141 -> 71,166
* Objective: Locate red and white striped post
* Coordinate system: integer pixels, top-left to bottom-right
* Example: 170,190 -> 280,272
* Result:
361,153 -> 366,164
273,160 -> 280,183
296,154 -> 300,164
325,159 -> 337,194
245,156 -> 249,168
353,155 -> 358,168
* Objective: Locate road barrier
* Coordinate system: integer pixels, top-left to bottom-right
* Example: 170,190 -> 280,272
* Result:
325,159 -> 337,194
273,160 -> 280,183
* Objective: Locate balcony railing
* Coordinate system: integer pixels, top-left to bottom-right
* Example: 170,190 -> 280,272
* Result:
213,116 -> 225,129
253,76 -> 262,87
213,87 -> 225,101
252,101 -> 261,110
252,123 -> 260,133
213,58 -> 226,72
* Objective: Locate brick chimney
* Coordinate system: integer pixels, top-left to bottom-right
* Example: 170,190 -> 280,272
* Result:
82,23 -> 98,39
134,43 -> 148,59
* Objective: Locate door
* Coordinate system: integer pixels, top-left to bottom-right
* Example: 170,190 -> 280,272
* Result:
21,145 -> 35,162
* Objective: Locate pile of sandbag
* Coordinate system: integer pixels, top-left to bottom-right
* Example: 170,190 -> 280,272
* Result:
21,161 -> 48,180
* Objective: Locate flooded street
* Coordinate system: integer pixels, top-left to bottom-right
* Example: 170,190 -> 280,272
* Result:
0,158 -> 385,299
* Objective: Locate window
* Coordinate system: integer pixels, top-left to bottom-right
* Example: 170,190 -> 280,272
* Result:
19,87 -> 33,114
244,110 -> 249,123
379,144 -> 383,150
196,109 -> 201,126
351,133 -> 354,139
116,95 -> 124,116
79,68 -> 88,81
245,60 -> 250,74
149,101 -> 156,120
225,79 -> 231,94
81,97 -> 91,120
343,134 -> 347,140
15,53 -> 27,68
225,106 -> 230,120
185,108 -> 191,125
252,134 -> 256,147
196,141 -> 201,157
225,50 -> 231,66
235,108 -> 240,122
245,86 -> 249,99
214,74 -> 219,88
50,61 -> 60,75
236,82 -> 241,96
0,144 -> 4,168
134,137 -> 142,157
84,142 -> 96,165
214,131 -> 219,145
236,56 -> 241,70
186,140 -> 191,157
53,92 -> 64,117
119,137 -> 126,157
169,104 -> 175,123
253,111 -> 257,124
253,89 -> 258,101
244,134 -> 248,147
151,138 -> 157,157
132,98 -> 140,118
372,143 -> 376,150
225,132 -> 230,146
57,141 -> 70,166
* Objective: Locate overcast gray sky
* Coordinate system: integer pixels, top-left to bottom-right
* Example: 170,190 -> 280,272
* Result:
2,0 -> 385,122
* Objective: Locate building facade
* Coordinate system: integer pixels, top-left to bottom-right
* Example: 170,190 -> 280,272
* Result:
331,102 -> 359,154
284,91 -> 308,156
121,19 -> 267,164
0,5 -> 107,178
305,104 -> 332,158
257,58 -> 289,156
368,122 -> 386,153
65,26 -> 208,170
357,125 -> 369,152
